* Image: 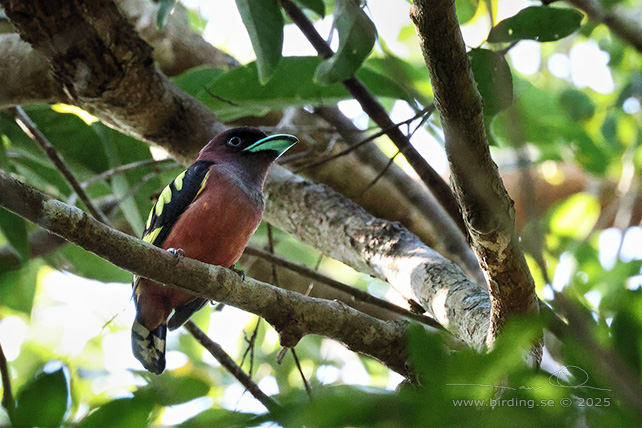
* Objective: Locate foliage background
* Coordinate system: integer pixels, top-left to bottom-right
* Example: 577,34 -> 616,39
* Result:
0,0 -> 641,426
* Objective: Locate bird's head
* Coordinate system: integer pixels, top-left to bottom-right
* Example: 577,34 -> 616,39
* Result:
197,127 -> 298,183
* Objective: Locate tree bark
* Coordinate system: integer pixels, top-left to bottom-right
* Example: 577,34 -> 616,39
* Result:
410,0 -> 540,360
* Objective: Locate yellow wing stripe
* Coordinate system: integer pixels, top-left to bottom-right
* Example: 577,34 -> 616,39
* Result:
145,204 -> 154,230
174,170 -> 187,191
155,185 -> 173,217
144,226 -> 163,244
197,170 -> 210,197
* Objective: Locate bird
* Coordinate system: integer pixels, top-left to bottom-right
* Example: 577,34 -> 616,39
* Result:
131,127 -> 297,374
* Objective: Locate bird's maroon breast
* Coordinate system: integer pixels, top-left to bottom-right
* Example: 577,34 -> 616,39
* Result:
161,170 -> 264,268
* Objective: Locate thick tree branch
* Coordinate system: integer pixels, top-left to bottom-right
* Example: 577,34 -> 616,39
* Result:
0,0 -> 236,108
264,167 -> 490,351
562,0 -> 642,54
410,0 -> 539,356
0,0 -> 225,162
244,245 -> 443,329
115,0 -> 239,75
0,171 -> 413,376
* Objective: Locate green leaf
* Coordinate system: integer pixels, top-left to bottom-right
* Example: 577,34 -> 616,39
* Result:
0,136 -> 12,172
93,124 -> 159,237
157,0 -> 178,28
236,0 -> 284,84
12,365 -> 70,428
566,129 -> 610,175
79,397 -> 155,428
488,6 -> 584,43
0,208 -> 29,262
137,375 -> 210,406
175,58 -> 416,121
469,48 -> 513,116
22,106 -> 110,174
0,260 -> 41,314
456,0 -> 479,25
49,244 -> 131,283
314,0 -> 376,85
365,55 -> 431,107
550,193 -> 600,239
559,88 -> 596,121
294,0 -> 326,17
180,409 -> 258,427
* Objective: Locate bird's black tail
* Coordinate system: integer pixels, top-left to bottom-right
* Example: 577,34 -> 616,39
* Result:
131,318 -> 167,375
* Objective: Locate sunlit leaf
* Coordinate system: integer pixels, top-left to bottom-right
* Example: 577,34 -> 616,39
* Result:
236,0 -> 284,84
456,0 -> 479,25
550,193 -> 600,239
12,365 -> 70,428
488,6 -> 583,43
314,0 -> 376,85
174,58 -> 416,121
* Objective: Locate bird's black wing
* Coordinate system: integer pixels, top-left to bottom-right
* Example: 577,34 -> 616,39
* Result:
134,160 -> 215,329
141,160 -> 214,248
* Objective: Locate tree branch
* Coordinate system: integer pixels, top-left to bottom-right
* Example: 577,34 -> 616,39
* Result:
264,167 -> 490,351
562,0 -> 642,54
313,106 -> 484,284
244,245 -> 443,329
0,340 -> 14,419
0,0 -> 226,163
279,0 -> 466,235
411,0 -> 539,359
183,321 -> 280,413
0,171 -> 414,376
10,106 -> 110,224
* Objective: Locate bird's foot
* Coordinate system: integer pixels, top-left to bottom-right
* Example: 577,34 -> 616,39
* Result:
167,248 -> 185,262
229,264 -> 246,281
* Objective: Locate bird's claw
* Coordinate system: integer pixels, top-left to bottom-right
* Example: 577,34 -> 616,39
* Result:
167,248 -> 185,262
230,265 -> 246,281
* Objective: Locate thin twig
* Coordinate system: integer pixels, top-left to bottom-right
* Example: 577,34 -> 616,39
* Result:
10,106 -> 110,224
266,224 -> 314,395
279,0 -> 466,234
82,158 -> 177,189
240,318 -> 261,377
357,150 -> 400,198
0,341 -> 14,418
243,245 -> 444,330
184,321 -> 280,412
291,349 -> 312,399
296,106 -> 434,172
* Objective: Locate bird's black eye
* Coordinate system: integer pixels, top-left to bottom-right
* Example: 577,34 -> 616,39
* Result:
227,136 -> 242,147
